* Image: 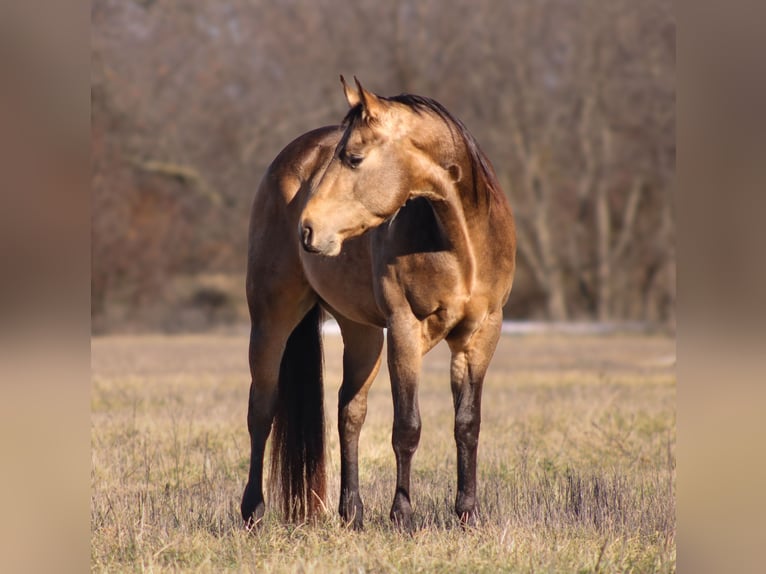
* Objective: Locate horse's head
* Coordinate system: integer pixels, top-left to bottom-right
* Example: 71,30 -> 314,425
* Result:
299,77 -> 444,256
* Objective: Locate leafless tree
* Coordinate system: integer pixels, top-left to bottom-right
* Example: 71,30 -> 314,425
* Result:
91,0 -> 675,330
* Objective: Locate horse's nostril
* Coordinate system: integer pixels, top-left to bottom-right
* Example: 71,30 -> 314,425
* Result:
302,224 -> 313,247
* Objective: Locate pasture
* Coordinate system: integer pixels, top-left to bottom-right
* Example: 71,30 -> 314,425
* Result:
91,332 -> 675,572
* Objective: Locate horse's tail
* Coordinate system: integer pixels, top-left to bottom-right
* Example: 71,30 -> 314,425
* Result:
269,304 -> 326,521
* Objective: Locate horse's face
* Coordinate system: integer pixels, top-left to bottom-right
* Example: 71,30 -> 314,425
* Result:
299,79 -> 416,256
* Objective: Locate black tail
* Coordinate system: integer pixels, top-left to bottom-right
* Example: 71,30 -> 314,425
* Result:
269,304 -> 326,521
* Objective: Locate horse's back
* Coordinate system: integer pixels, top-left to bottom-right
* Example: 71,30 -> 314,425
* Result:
246,126 -> 343,307
253,126 -> 343,212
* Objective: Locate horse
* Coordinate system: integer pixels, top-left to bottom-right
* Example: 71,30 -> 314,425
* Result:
240,77 -> 516,531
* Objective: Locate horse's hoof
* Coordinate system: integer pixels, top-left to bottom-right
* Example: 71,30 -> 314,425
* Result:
243,514 -> 265,533
339,492 -> 364,530
241,497 -> 266,532
344,511 -> 364,531
390,497 -> 414,534
340,507 -> 364,530
455,494 -> 478,528
343,515 -> 364,531
390,511 -> 414,533
457,510 -> 478,528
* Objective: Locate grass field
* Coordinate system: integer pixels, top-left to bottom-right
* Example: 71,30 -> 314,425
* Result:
91,331 -> 675,572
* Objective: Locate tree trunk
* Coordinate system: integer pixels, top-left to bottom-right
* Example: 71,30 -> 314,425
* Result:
595,182 -> 611,322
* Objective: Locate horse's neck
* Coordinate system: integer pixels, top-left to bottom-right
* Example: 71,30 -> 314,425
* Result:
416,182 -> 478,291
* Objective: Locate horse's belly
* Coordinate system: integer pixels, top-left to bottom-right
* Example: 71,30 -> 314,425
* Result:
300,235 -> 386,327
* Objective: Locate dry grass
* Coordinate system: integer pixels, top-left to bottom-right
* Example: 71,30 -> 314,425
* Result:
91,332 -> 675,572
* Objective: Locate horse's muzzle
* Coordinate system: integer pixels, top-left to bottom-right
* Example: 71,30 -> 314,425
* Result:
300,220 -> 337,254
299,220 -> 342,256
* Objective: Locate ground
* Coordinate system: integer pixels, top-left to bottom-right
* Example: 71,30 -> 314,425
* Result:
91,331 -> 675,572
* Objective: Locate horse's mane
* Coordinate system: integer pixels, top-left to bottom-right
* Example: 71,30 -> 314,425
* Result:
342,93 -> 503,207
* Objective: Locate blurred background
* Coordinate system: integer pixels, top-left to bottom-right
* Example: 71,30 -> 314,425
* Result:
91,0 -> 675,333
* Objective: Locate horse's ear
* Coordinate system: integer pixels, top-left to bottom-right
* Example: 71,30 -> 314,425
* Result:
340,75 -> 360,108
354,76 -> 385,122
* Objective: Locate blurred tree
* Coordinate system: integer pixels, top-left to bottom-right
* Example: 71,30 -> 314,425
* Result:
91,0 -> 674,331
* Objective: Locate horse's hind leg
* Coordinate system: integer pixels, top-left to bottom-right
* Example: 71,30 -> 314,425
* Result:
336,316 -> 384,529
240,282 -> 315,527
447,312 -> 503,526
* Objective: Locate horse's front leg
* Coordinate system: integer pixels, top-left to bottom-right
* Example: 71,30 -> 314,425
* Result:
386,313 -> 424,532
447,312 -> 503,526
336,317 -> 384,530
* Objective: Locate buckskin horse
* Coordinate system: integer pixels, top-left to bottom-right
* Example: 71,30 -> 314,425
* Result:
241,77 -> 516,531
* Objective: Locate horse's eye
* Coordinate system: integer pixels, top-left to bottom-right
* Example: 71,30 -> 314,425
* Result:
346,154 -> 364,169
